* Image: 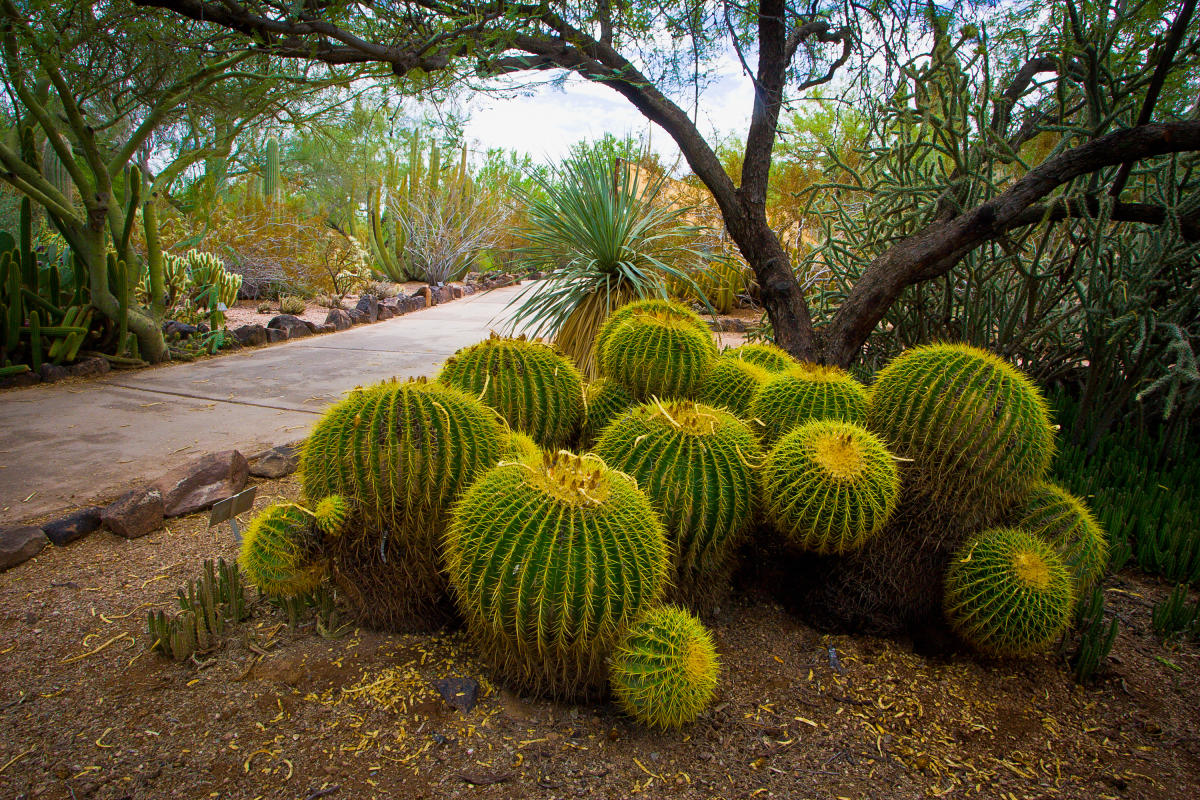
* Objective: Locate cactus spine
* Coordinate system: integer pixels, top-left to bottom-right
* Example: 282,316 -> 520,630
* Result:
597,299 -> 717,401
750,363 -> 868,445
728,342 -> 796,373
700,355 -> 770,417
1012,481 -> 1108,591
238,503 -> 327,598
578,378 -> 634,449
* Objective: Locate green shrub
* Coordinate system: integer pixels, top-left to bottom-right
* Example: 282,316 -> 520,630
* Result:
279,295 -> 307,314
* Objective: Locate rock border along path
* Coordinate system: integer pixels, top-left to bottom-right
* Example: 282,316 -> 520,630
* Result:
0,282 -> 535,525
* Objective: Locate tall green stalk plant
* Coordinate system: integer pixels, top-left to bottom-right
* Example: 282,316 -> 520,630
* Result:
508,150 -> 706,377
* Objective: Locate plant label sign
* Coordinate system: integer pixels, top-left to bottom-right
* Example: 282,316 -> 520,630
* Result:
208,486 -> 257,543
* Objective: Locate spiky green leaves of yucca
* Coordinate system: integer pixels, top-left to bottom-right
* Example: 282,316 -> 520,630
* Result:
1013,481 -> 1108,591
608,605 -> 719,729
578,378 -> 634,449
728,342 -> 796,373
944,528 -> 1075,657
438,334 -> 585,448
750,363 -> 868,445
762,420 -> 900,554
239,503 -> 326,598
597,299 -> 717,401
867,343 -> 1054,519
700,356 -> 770,417
445,451 -> 669,698
595,399 -> 760,605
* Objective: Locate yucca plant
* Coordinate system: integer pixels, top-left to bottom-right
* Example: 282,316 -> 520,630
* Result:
506,148 -> 709,377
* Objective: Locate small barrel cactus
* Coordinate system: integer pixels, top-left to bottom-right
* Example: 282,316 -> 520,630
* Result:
577,378 -> 634,449
1012,481 -> 1108,590
867,343 -> 1055,518
595,399 -> 761,605
239,503 -> 326,598
594,298 -> 710,366
762,420 -> 900,554
608,605 -> 720,729
943,527 -> 1076,657
438,334 -> 585,449
727,342 -> 796,373
597,299 -> 717,401
750,363 -> 868,445
444,451 -> 669,697
313,495 -> 351,537
699,355 -> 771,418
501,429 -> 543,464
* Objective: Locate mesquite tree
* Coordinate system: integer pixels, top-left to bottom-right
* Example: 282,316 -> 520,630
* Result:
134,0 -> 1200,365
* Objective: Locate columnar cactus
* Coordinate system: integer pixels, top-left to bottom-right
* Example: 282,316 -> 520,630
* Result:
608,605 -> 720,729
943,527 -> 1076,657
595,399 -> 761,605
444,451 -> 669,697
699,355 -> 770,418
727,342 -> 796,373
438,334 -> 585,449
762,420 -> 900,554
750,363 -> 868,444
238,503 -> 326,598
1012,481 -> 1108,590
597,299 -> 717,400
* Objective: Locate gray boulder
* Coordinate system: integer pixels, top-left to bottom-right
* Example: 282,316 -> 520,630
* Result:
154,450 -> 249,517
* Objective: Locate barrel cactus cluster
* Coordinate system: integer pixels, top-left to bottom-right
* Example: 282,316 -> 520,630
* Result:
235,298 -> 1108,730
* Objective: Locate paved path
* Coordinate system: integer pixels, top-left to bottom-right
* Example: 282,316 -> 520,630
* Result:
0,283 -> 535,524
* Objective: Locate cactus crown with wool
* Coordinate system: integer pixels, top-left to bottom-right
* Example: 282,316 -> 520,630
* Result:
943,527 -> 1076,657
608,605 -> 720,729
867,343 -> 1055,516
438,333 -> 585,448
577,378 -> 634,449
762,419 -> 900,554
750,362 -> 868,445
444,450 -> 669,697
728,342 -> 796,373
1013,481 -> 1108,590
238,503 -> 326,598
594,399 -> 761,604
700,356 -> 771,417
597,299 -> 717,401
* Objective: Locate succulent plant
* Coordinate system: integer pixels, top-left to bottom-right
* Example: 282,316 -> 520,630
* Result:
943,527 -> 1076,657
444,451 -> 669,697
501,429 -> 543,464
438,334 -> 585,449
1012,481 -> 1108,590
238,503 -> 326,598
597,298 -> 717,400
608,605 -> 719,729
313,495 -> 351,537
595,399 -> 761,605
867,343 -> 1055,518
762,420 -> 900,554
750,363 -> 868,445
699,355 -> 770,417
727,342 -> 796,372
577,378 -> 635,449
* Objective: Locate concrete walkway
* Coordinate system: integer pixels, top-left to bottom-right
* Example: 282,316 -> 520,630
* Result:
0,283 -> 535,524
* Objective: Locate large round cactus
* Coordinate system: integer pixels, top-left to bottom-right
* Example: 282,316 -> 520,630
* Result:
239,503 -> 327,598
1012,481 -> 1108,590
444,451 -> 669,698
728,342 -> 796,373
577,378 -> 634,450
762,420 -> 900,554
608,605 -> 719,729
597,299 -> 717,401
867,343 -> 1054,517
700,356 -> 770,418
943,527 -> 1076,657
750,363 -> 868,445
595,399 -> 760,605
438,334 -> 585,449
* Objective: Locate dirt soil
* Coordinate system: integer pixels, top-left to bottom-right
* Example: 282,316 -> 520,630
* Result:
2,474 -> 1198,800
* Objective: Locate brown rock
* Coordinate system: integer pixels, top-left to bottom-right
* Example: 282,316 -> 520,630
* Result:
102,487 -> 164,539
324,308 -> 353,331
354,295 -> 380,322
376,305 -> 394,321
232,324 -> 268,347
0,527 -> 48,571
249,443 -> 300,479
67,356 -> 110,379
418,286 -> 432,307
0,370 -> 40,389
267,314 -> 312,339
154,450 -> 249,517
43,507 -> 102,546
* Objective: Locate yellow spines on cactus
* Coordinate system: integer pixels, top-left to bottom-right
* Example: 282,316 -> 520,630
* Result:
762,420 -> 900,554
597,298 -> 717,401
728,342 -> 796,373
500,429 -> 542,464
238,503 -> 326,597
943,527 -> 1076,657
595,399 -> 761,606
437,334 -> 585,449
313,495 -> 351,537
700,355 -> 770,417
1012,481 -> 1108,591
608,605 -> 719,729
750,362 -> 868,444
444,451 -> 669,698
867,343 -> 1054,518
578,378 -> 634,449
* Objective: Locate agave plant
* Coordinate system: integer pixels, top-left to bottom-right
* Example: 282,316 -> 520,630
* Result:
507,149 -> 709,377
